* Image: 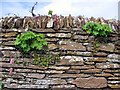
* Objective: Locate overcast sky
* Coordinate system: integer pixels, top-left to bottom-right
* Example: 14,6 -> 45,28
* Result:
0,0 -> 119,19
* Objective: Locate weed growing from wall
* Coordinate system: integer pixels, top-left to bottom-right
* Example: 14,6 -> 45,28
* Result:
15,30 -> 59,67
15,31 -> 48,53
82,22 -> 112,37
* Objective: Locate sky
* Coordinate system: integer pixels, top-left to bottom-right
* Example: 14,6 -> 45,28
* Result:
0,0 -> 120,19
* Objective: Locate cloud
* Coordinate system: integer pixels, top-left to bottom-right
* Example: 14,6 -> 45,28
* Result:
0,0 -> 119,19
40,0 -> 119,19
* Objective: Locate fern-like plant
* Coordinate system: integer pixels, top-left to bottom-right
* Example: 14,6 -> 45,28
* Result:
82,22 -> 112,37
15,31 -> 48,53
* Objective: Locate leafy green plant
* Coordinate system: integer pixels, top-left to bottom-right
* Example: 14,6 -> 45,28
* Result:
15,31 -> 60,67
82,22 -> 112,37
48,10 -> 53,15
33,53 -> 59,67
15,31 -> 48,53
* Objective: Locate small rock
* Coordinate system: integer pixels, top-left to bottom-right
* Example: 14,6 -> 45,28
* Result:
108,54 -> 120,59
66,70 -> 80,74
96,63 -> 120,69
73,35 -> 88,40
77,52 -> 92,56
95,73 -> 114,77
47,18 -> 54,28
108,77 -> 120,80
94,52 -> 107,57
3,32 -> 17,37
52,85 -> 75,89
45,70 -> 64,74
46,33 -> 71,38
48,44 -> 58,50
103,69 -> 120,73
98,43 -> 115,52
88,58 -> 108,62
108,84 -> 120,88
59,41 -> 86,51
108,59 -> 120,63
108,81 -> 120,84
71,65 -> 95,70
35,79 -> 67,85
26,74 -> 45,79
3,41 -> 15,46
81,69 -> 102,73
48,66 -> 70,70
48,74 -> 90,78
18,85 -> 49,89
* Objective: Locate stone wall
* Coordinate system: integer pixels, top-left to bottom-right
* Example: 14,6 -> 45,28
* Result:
0,16 -> 120,89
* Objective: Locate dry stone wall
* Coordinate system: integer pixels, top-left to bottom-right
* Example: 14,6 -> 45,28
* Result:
0,16 -> 120,90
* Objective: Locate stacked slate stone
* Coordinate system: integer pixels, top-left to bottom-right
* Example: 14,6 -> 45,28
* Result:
0,15 -> 120,32
0,15 -> 120,89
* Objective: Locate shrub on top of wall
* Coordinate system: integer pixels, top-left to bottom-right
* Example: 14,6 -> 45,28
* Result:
82,22 -> 112,37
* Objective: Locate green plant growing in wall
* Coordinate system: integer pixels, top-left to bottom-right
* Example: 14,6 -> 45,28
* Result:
92,40 -> 100,54
82,22 -> 112,37
15,30 -> 60,67
33,53 -> 60,67
82,22 -> 112,56
15,31 -> 48,53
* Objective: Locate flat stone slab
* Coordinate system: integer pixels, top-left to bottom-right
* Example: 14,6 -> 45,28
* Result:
35,79 -> 67,85
52,85 -> 76,89
72,77 -> 107,88
96,63 -> 120,69
17,85 -> 48,89
98,43 -> 115,52
59,41 -> 86,51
